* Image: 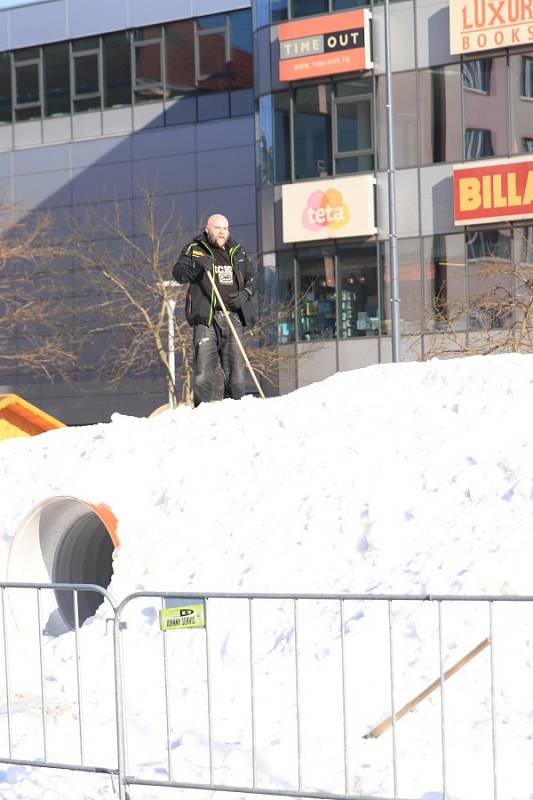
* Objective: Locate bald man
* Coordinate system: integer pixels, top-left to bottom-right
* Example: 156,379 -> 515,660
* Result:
173,214 -> 257,406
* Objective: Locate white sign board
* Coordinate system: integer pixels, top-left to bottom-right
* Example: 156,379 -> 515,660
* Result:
282,175 -> 376,243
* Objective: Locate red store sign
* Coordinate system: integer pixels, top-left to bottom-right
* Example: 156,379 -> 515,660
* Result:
453,157 -> 533,225
277,9 -> 372,82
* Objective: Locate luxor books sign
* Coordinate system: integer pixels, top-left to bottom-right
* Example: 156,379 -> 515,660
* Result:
278,9 -> 372,82
282,176 -> 376,243
453,156 -> 533,225
449,0 -> 533,54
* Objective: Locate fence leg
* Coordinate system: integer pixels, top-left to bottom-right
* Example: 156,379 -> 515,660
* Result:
113,614 -> 130,800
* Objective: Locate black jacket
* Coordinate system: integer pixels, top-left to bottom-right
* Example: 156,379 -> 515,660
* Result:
173,233 -> 257,328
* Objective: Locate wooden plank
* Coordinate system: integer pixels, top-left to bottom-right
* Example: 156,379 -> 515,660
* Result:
365,637 -> 491,739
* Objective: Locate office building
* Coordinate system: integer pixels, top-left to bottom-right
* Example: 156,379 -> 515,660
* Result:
0,0 -> 531,421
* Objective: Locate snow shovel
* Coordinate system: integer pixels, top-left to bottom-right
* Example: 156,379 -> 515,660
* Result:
205,270 -> 266,400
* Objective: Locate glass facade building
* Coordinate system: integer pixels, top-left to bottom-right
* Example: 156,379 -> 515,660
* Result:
0,0 -> 531,420
254,0 -> 533,391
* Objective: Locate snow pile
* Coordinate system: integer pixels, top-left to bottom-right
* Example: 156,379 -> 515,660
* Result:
0,353 -> 533,799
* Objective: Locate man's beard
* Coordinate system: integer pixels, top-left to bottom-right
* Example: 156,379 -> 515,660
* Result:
207,231 -> 228,247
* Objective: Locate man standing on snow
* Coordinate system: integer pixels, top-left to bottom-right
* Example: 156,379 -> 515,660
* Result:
173,214 -> 257,407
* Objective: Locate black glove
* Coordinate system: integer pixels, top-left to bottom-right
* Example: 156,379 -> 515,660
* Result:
190,260 -> 207,280
227,289 -> 251,310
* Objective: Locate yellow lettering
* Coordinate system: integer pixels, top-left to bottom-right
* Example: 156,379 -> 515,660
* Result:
507,172 -> 522,206
459,177 -> 481,210
492,174 -> 507,207
523,170 -> 533,205
482,175 -> 492,208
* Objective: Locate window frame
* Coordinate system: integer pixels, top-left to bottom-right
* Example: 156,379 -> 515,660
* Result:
71,38 -> 102,113
132,26 -> 164,103
102,30 -> 133,110
332,92 -> 374,174
43,41 -> 71,118
194,16 -> 230,86
462,58 -> 492,95
272,241 -> 382,344
12,48 -> 42,122
520,55 -> 533,100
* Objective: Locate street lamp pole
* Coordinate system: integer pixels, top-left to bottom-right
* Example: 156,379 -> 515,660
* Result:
383,0 -> 401,362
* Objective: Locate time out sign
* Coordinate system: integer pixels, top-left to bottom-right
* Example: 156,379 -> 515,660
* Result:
278,9 -> 372,82
450,0 -> 533,53
453,157 -> 533,225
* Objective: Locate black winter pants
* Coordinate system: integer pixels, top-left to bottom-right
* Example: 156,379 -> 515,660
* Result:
192,310 -> 246,407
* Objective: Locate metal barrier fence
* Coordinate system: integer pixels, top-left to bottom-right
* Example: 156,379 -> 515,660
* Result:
0,581 -> 118,783
1,584 -> 533,800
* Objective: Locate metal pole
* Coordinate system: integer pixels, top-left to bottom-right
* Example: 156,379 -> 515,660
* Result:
383,0 -> 401,362
162,281 -> 179,408
166,297 -> 177,408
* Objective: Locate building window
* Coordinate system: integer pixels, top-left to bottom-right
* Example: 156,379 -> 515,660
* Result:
338,244 -> 379,337
165,20 -> 195,98
418,65 -> 463,165
465,127 -> 494,158
14,48 -> 41,121
294,84 -> 332,179
382,238 -> 423,335
72,38 -> 101,112
264,78 -> 374,183
196,14 -> 229,91
466,228 -> 513,332
517,226 -> 533,268
103,32 -> 131,108
43,42 -> 70,116
423,234 -> 466,333
272,245 -> 380,344
0,10 -> 253,131
262,0 -> 369,22
523,137 -> 533,152
276,251 -> 296,343
229,10 -> 253,88
463,59 -> 491,93
376,71 -> 417,169
463,56 -> 508,158
133,27 -> 163,103
0,52 -> 12,124
521,56 -> 533,99
274,91 -> 290,182
297,249 -> 337,340
334,95 -> 373,174
291,0 -> 328,16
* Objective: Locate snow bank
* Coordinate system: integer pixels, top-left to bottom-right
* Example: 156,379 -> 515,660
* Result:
0,353 -> 533,799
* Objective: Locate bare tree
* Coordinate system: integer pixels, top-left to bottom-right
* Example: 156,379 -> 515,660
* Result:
70,189 -> 308,407
70,191 -> 194,407
0,203 -> 79,382
412,229 -> 533,360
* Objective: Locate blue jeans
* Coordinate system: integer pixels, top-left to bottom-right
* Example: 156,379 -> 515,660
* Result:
193,310 -> 246,406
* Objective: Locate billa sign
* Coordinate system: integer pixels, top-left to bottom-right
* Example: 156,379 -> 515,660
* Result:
282,175 -> 376,243
453,156 -> 533,225
450,0 -> 533,53
278,9 -> 372,82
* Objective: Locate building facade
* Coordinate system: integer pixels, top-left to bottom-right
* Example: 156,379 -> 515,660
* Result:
0,0 -> 531,422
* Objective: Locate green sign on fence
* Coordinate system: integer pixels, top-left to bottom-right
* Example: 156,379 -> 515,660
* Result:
159,598 -> 206,631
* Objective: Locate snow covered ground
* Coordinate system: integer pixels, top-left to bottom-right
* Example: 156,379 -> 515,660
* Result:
1,353 -> 533,799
